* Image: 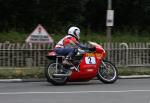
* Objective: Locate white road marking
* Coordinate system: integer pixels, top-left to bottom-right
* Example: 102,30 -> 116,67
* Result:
0,90 -> 150,95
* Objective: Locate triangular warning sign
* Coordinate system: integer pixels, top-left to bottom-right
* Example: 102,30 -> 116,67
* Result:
25,24 -> 54,43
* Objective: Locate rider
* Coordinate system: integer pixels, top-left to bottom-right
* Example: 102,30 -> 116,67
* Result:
54,26 -> 95,65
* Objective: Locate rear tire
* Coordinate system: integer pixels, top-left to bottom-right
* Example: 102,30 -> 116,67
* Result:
45,62 -> 69,85
97,60 -> 118,84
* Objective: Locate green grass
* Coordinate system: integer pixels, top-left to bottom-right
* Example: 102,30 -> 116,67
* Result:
0,68 -> 44,79
0,31 -> 150,43
118,67 -> 150,76
0,67 -> 150,79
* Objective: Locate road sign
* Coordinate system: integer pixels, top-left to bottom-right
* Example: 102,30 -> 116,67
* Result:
25,24 -> 54,44
106,10 -> 114,26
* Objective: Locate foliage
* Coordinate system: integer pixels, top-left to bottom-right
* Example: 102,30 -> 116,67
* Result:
0,0 -> 150,33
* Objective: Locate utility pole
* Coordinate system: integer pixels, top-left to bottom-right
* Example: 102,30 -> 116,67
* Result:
106,0 -> 114,43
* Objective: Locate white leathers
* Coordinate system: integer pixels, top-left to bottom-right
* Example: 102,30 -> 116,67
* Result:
55,35 -> 72,48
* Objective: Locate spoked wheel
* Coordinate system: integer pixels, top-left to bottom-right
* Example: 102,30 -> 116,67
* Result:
97,60 -> 118,84
45,62 -> 70,85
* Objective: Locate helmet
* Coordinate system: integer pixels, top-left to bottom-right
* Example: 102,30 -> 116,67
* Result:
68,26 -> 80,40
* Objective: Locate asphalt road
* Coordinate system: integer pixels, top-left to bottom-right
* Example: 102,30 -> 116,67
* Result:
0,79 -> 150,103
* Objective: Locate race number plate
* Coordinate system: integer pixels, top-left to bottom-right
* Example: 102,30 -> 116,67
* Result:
85,57 -> 96,64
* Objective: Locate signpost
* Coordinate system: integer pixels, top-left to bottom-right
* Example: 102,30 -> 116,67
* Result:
25,24 -> 54,44
106,0 -> 114,43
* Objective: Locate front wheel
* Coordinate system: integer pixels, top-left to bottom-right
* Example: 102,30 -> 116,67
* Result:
97,60 -> 118,84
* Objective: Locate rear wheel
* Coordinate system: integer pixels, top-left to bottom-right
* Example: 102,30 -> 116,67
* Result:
97,60 -> 118,84
45,62 -> 69,85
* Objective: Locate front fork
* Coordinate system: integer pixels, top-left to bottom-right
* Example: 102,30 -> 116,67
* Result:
101,60 -> 109,74
101,60 -> 106,68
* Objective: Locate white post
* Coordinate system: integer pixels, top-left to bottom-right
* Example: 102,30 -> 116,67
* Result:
120,43 -> 129,66
106,0 -> 114,43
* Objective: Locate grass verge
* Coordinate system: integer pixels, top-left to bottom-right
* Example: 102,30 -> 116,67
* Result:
0,68 -> 44,79
0,67 -> 150,79
118,67 -> 150,76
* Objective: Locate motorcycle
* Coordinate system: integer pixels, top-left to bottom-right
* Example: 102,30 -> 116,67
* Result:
45,41 -> 118,85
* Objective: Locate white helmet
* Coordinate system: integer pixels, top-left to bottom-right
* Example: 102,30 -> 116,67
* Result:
68,26 -> 80,40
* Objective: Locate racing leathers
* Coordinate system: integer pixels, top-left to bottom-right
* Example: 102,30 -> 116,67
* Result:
54,34 -> 89,64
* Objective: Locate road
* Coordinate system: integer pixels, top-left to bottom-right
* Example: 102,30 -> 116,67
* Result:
0,79 -> 150,103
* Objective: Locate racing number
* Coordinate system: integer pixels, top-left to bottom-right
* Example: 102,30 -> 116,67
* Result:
88,57 -> 92,64
85,57 -> 96,64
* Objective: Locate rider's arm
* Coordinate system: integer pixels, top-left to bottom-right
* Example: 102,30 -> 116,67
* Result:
66,37 -> 89,50
63,37 -> 95,51
75,42 -> 96,51
76,43 -> 89,50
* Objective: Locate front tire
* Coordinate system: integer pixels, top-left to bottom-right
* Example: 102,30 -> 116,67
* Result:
45,62 -> 69,85
97,60 -> 118,84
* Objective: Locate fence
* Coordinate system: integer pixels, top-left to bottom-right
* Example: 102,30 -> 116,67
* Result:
0,42 -> 150,68
104,42 -> 150,67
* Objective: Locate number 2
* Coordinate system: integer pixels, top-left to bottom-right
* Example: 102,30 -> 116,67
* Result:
85,57 -> 96,64
88,57 -> 92,64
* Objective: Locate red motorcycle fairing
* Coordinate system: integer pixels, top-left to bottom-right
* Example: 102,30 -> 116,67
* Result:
69,51 -> 104,81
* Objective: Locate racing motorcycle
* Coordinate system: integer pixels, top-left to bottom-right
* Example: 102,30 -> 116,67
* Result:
45,41 -> 118,85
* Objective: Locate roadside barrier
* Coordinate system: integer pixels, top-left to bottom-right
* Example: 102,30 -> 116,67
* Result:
0,42 -> 149,68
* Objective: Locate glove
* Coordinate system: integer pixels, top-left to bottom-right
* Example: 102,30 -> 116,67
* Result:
88,47 -> 96,52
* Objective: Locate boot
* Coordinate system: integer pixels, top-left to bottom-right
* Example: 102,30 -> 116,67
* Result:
62,59 -> 72,66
